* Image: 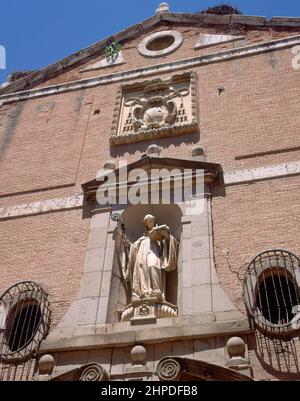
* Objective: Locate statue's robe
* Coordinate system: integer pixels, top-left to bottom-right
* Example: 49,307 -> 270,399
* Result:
123,232 -> 178,301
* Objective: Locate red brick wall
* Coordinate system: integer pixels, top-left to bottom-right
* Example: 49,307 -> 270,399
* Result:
0,209 -> 90,329
0,23 -> 300,380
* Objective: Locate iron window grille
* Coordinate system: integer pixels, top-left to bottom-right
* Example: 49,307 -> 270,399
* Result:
244,249 -> 300,338
0,281 -> 51,364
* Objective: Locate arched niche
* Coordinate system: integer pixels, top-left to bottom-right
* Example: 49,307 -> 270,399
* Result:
107,203 -> 182,323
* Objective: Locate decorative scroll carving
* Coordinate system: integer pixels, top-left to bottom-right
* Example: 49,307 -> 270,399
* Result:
156,358 -> 181,381
110,72 -> 198,145
79,364 -> 109,382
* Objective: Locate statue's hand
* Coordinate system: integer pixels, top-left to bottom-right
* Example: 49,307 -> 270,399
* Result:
160,229 -> 170,240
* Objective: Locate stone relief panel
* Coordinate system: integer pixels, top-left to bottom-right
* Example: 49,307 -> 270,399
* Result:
110,72 -> 199,145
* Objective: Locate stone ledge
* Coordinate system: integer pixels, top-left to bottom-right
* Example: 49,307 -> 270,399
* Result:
40,315 -> 251,353
229,15 -> 267,26
268,17 -> 300,27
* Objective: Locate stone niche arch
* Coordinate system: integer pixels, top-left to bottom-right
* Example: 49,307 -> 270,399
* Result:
107,203 -> 183,323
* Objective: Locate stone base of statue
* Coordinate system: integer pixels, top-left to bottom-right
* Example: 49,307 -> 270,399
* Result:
120,298 -> 178,324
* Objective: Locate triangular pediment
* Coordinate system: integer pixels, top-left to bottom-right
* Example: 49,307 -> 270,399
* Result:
0,10 -> 298,95
82,156 -> 222,195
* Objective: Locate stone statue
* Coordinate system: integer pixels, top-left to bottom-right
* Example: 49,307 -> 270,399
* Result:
115,214 -> 178,304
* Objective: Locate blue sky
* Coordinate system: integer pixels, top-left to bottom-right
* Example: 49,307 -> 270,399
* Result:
0,0 -> 300,84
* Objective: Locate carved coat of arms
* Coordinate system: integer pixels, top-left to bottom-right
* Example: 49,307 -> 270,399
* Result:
110,72 -> 198,145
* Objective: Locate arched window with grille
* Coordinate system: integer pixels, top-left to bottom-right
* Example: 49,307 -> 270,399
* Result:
243,250 -> 300,338
0,281 -> 51,364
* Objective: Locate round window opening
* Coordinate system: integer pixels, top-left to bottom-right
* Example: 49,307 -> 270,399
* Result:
244,250 -> 300,338
256,270 -> 298,325
138,31 -> 183,58
0,281 -> 51,364
146,35 -> 175,51
5,301 -> 42,352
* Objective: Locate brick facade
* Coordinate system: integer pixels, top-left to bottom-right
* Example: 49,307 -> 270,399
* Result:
0,8 -> 299,381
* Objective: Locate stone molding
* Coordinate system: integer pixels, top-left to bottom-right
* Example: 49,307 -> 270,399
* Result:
0,193 -> 83,220
1,34 -> 300,104
224,160 -> 300,186
0,161 -> 299,220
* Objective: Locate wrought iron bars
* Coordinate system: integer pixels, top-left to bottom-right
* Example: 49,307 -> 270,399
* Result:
0,281 -> 51,364
244,249 -> 300,338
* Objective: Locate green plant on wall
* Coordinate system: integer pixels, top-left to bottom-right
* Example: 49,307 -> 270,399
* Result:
105,41 -> 122,63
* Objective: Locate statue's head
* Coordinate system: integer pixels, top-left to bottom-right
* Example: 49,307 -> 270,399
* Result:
143,214 -> 156,231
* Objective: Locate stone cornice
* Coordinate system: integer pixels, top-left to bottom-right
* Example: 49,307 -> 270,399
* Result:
40,315 -> 251,353
1,33 -> 300,104
0,161 -> 299,220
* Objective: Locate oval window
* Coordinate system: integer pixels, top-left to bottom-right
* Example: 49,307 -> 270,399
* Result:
244,250 -> 300,338
138,31 -> 183,58
0,281 -> 51,363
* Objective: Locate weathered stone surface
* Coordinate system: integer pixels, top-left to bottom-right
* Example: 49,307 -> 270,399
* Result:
80,52 -> 125,72
87,349 -> 112,373
195,33 -> 244,49
191,236 -> 211,259
85,248 -> 106,272
78,297 -> 99,326
268,17 -> 300,26
230,15 -> 267,26
80,272 -> 102,299
87,227 -> 108,250
190,258 -> 212,286
202,14 -> 231,25
193,338 -> 225,365
96,296 -> 110,325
